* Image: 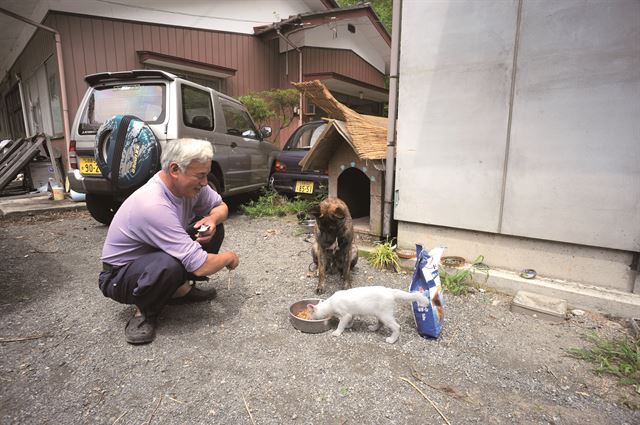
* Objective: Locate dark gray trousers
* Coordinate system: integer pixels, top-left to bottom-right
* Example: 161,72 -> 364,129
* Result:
98,223 -> 224,315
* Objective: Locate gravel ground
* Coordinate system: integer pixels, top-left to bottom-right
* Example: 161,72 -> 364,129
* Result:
0,208 -> 639,425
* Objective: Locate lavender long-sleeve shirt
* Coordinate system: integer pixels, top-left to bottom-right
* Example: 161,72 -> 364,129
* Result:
101,172 -> 222,272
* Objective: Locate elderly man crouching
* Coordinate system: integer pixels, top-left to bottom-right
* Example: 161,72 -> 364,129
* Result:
98,138 -> 239,344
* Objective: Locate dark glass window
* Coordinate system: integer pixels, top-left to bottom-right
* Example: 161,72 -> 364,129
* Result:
182,84 -> 214,131
220,99 -> 258,139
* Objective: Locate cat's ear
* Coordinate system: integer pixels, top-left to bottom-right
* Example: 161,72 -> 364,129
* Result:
334,207 -> 345,220
307,304 -> 316,310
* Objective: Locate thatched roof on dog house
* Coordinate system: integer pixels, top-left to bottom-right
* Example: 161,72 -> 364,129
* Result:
292,80 -> 388,171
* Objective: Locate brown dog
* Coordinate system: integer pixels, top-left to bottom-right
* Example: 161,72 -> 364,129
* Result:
309,197 -> 358,294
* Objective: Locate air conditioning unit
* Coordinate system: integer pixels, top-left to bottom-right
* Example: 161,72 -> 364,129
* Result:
305,102 -> 316,115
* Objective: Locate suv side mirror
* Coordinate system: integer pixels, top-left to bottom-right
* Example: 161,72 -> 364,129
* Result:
260,126 -> 272,139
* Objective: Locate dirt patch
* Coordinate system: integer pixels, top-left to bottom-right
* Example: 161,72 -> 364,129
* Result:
0,209 -> 638,424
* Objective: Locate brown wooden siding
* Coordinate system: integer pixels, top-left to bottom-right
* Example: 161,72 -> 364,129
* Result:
303,47 -> 385,89
1,11 -> 385,145
37,12 -> 281,120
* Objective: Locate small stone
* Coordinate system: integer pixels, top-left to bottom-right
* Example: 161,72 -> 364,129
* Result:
571,309 -> 585,316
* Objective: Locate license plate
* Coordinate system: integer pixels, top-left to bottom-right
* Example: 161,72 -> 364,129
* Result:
295,180 -> 314,194
79,156 -> 101,175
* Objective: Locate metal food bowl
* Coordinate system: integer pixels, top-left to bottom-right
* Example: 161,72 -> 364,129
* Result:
298,219 -> 316,233
289,298 -> 334,334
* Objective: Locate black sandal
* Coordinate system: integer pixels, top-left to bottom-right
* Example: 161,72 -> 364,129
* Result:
167,286 -> 217,305
125,314 -> 157,344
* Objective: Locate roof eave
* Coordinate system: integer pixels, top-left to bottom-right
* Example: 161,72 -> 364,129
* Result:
254,4 -> 390,46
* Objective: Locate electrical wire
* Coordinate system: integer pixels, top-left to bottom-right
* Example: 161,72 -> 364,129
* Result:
94,0 -> 274,24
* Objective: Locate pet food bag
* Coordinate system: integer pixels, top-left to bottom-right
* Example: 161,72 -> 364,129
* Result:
409,244 -> 446,338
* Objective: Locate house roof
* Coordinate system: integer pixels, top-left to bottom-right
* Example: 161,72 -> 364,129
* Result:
0,0 -> 338,80
254,4 -> 391,46
294,80 -> 388,171
254,4 -> 390,73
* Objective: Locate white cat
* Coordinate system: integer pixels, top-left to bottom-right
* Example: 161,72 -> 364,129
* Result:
308,286 -> 429,344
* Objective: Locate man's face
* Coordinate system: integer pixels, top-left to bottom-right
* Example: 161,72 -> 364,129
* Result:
172,160 -> 211,198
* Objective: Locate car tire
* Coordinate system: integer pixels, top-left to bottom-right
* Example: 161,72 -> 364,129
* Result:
85,193 -> 119,225
268,173 -> 275,192
207,174 -> 222,194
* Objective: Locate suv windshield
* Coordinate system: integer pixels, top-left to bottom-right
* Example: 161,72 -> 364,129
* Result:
79,84 -> 166,134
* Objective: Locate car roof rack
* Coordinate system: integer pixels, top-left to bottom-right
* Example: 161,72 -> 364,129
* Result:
85,70 -> 176,86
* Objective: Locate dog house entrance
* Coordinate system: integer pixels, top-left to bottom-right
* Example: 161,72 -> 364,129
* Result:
338,168 -> 370,229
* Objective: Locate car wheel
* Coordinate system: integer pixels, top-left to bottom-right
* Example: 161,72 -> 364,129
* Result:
268,173 -> 275,191
85,193 -> 119,225
207,174 -> 222,194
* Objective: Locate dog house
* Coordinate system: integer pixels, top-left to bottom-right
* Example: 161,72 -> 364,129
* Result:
294,81 -> 388,239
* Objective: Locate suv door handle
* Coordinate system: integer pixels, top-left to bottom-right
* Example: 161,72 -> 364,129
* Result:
230,141 -> 238,149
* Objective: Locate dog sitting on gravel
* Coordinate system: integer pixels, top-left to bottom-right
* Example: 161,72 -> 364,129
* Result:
309,197 -> 358,294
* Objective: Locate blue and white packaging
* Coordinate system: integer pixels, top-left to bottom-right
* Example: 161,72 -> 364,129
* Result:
410,244 -> 446,339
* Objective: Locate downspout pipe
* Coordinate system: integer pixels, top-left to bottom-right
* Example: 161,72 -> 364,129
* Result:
276,27 -> 303,127
0,7 -> 72,172
383,0 -> 402,238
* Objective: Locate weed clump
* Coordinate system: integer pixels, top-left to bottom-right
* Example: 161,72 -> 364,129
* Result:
569,333 -> 640,389
439,255 -> 488,295
240,190 -> 319,218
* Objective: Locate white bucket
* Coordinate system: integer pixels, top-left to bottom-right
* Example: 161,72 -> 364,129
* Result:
52,187 -> 64,201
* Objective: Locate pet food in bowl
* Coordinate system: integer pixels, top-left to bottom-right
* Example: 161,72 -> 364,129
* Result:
289,299 -> 333,334
295,308 -> 312,320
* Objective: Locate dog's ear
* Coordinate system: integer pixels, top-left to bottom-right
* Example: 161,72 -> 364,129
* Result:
333,207 -> 345,220
308,205 -> 321,218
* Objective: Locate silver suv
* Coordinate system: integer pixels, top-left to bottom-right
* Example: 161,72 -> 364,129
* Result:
68,70 -> 277,224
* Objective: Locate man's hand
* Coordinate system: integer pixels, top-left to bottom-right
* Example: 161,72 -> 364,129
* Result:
226,252 -> 240,270
193,218 -> 216,244
194,202 -> 229,244
193,251 -> 240,277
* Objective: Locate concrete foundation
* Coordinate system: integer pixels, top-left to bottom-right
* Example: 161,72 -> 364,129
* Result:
397,222 -> 636,293
479,268 -> 640,319
396,221 -> 640,318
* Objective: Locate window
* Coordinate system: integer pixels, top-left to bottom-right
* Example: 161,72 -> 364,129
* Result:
290,123 -> 327,149
5,84 -> 25,139
21,56 -> 64,138
45,56 -> 63,136
79,84 -> 165,134
221,99 -> 258,139
182,84 -> 214,130
145,64 -> 223,92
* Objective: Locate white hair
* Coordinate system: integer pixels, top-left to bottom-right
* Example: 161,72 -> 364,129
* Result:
161,138 -> 214,171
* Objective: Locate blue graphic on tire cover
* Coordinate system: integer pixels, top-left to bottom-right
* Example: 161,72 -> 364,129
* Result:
95,115 -> 160,190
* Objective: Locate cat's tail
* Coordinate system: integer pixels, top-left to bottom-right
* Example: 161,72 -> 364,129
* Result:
392,289 -> 430,307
